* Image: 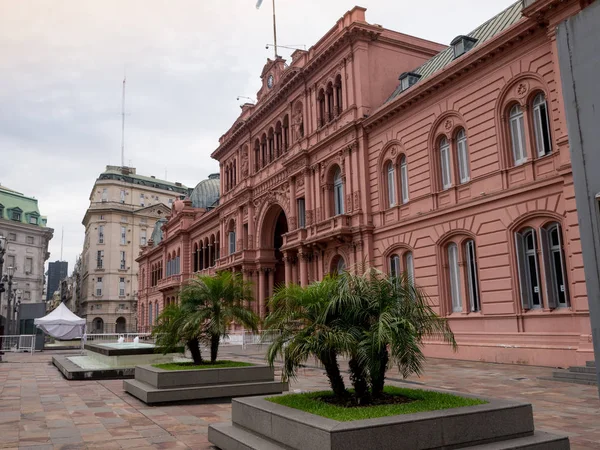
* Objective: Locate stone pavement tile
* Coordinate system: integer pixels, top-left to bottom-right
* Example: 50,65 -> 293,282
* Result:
81,432 -> 113,443
107,427 -> 142,440
48,429 -> 80,440
18,445 -> 53,450
154,442 -> 190,449
50,435 -> 84,446
115,438 -> 153,449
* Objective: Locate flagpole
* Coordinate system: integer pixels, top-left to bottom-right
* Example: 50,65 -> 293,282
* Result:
272,0 -> 278,58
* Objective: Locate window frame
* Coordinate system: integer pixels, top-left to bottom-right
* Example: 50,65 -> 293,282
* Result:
119,277 -> 125,296
515,228 -> 542,310
400,155 -> 409,204
297,198 -> 306,228
333,167 -> 344,215
456,129 -> 470,184
532,92 -> 552,157
509,104 -> 527,165
386,161 -> 396,208
447,242 -> 462,313
465,239 -> 480,312
439,137 -> 452,190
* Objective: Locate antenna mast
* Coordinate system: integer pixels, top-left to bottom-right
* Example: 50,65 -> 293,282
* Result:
121,76 -> 126,167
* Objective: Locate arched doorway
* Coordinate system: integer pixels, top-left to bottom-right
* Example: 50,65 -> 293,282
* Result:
92,317 -> 104,333
115,317 -> 126,333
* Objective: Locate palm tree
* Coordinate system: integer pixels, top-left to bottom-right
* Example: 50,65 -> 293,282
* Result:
264,277 -> 351,400
152,303 -> 204,364
335,268 -> 456,400
180,271 -> 259,363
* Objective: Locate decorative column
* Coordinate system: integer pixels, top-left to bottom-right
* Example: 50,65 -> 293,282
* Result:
267,268 -> 275,309
258,268 -> 266,319
248,202 -> 255,250
208,244 -> 212,268
290,177 -> 297,230
283,252 -> 293,285
304,168 -> 312,226
298,248 -> 309,287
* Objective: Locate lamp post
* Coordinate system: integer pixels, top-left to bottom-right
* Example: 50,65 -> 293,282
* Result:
5,266 -> 15,335
0,234 -> 5,335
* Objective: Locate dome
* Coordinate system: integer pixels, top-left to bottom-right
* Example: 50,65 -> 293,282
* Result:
151,217 -> 168,247
190,173 -> 220,209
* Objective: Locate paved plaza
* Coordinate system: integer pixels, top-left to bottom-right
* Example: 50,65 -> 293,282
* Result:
0,347 -> 598,450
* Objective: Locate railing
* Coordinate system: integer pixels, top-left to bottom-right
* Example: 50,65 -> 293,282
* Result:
0,335 -> 36,354
84,333 -> 154,343
220,330 -> 281,349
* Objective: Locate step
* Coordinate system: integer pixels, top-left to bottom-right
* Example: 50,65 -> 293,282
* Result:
586,361 -> 596,368
208,423 -> 289,450
568,365 -> 596,374
124,378 -> 288,405
552,370 -> 598,383
461,431 -> 569,449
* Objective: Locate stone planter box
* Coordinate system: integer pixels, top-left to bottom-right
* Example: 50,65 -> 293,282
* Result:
208,389 -> 570,450
124,363 -> 288,405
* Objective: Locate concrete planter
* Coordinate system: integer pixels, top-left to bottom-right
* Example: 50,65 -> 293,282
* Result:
209,390 -> 570,450
124,363 -> 288,405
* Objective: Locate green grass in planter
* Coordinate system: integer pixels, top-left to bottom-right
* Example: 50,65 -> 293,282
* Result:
267,386 -> 486,421
153,360 -> 254,370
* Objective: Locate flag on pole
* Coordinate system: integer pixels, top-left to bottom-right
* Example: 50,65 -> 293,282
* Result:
256,0 -> 263,9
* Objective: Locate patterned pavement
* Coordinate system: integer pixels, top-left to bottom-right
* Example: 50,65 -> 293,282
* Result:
0,347 -> 598,449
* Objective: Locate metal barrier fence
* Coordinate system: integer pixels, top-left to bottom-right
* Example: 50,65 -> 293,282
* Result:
84,333 -> 154,343
220,330 -> 281,349
0,335 -> 36,354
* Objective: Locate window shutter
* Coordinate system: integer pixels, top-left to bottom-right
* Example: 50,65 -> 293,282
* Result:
514,233 -> 532,309
540,227 -> 557,309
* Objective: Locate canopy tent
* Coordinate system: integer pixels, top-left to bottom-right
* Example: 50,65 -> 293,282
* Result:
34,303 -> 86,340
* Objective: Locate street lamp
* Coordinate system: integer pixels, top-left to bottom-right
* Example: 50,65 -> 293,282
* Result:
0,234 -> 5,335
5,266 -> 15,335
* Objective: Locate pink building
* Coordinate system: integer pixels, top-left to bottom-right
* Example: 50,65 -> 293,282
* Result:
137,0 -> 594,367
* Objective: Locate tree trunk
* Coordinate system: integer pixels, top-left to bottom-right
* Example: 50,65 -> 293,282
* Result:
187,337 -> 203,364
371,347 -> 389,398
319,350 -> 347,399
349,356 -> 370,404
210,334 -> 220,363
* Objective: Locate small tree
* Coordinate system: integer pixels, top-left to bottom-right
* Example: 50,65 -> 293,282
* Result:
152,303 -> 204,364
264,278 -> 351,400
180,271 -> 259,363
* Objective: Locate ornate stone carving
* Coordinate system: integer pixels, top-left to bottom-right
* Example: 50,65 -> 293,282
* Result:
390,146 -> 397,157
292,109 -> 304,142
516,81 -> 529,98
296,176 -> 304,188
353,191 -> 361,211
346,194 -> 353,212
241,150 -> 249,177
306,210 -> 314,226
316,207 -> 322,222
289,216 -> 298,230
444,119 -> 453,131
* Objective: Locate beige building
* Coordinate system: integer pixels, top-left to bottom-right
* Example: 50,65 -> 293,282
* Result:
80,166 -> 189,333
0,184 -> 53,323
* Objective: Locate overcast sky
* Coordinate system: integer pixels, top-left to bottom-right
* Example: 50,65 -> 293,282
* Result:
0,0 -> 516,274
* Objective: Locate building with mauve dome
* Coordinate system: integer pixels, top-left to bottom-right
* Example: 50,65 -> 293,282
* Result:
136,0 -> 596,367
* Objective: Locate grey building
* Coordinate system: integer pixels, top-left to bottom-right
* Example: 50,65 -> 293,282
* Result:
46,261 -> 68,301
557,0 -> 600,390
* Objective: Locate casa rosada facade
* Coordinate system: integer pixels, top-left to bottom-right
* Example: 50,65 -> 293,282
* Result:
137,0 -> 595,367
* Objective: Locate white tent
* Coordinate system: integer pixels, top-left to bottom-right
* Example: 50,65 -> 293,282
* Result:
34,303 -> 86,340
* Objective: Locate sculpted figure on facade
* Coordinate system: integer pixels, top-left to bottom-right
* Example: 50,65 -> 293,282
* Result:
292,102 -> 304,142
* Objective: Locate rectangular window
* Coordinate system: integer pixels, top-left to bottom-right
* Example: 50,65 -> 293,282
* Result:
25,257 -> 33,274
102,188 -> 108,202
448,244 -> 462,312
12,211 -> 21,221
533,97 -> 552,157
120,251 -> 126,270
119,277 -> 125,296
120,226 -> 126,244
96,277 -> 103,296
457,136 -> 470,183
26,236 -> 34,244
510,114 -> 527,165
8,233 -> 16,241
24,291 -> 31,301
334,183 -> 344,215
29,216 -> 37,225
97,250 -> 104,269
440,145 -> 452,190
140,229 -> 147,246
140,193 -> 145,206
465,240 -> 480,312
387,165 -> 396,207
141,217 -> 147,224
390,255 -> 400,278
120,189 -> 126,204
168,198 -> 173,206
7,255 -> 15,268
229,231 -> 236,254
121,216 -> 127,223
99,214 -> 105,220
98,225 -> 104,244
297,198 -> 306,228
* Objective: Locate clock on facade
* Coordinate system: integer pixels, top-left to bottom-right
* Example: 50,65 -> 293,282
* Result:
267,74 -> 274,89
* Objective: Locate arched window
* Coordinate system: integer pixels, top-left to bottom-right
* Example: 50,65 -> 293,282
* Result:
390,254 -> 401,278
318,89 -> 326,127
509,104 -> 527,165
336,257 -> 346,274
326,83 -> 334,122
447,243 -> 462,312
439,137 -> 452,190
515,228 -> 542,309
386,161 -> 396,207
228,221 -> 236,254
464,240 -> 480,312
532,93 -> 551,157
404,252 -> 414,281
400,155 -> 409,204
456,129 -> 470,183
335,74 -> 343,115
541,222 -> 569,308
333,167 -> 344,215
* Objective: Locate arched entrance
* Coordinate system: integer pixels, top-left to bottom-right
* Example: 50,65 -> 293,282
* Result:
115,317 -> 126,333
92,317 -> 104,333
